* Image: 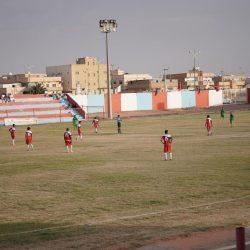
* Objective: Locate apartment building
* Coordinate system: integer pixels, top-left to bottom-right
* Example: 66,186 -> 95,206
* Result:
46,57 -> 107,94
164,70 -> 215,89
0,73 -> 63,94
213,75 -> 246,89
111,69 -> 152,92
125,79 -> 179,92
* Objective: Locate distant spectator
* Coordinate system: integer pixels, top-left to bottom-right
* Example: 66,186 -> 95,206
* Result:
9,94 -> 15,102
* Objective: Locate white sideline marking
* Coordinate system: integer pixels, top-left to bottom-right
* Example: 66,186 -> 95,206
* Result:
211,241 -> 250,250
0,194 -> 249,237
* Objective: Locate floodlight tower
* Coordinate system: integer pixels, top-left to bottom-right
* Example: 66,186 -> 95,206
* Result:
189,49 -> 200,88
99,19 -> 117,119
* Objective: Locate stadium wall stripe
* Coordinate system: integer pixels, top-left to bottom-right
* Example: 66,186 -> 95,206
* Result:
104,94 -> 122,114
152,92 -> 167,110
209,90 -> 223,106
196,90 -> 209,108
112,94 -> 121,113
181,90 -> 196,108
14,94 -> 45,98
69,94 -> 88,107
0,103 -> 63,111
87,94 -> 105,113
167,91 -> 182,109
136,93 -> 152,110
66,94 -> 86,118
121,93 -> 137,111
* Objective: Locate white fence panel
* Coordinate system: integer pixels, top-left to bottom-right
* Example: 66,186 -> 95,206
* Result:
121,93 -> 138,111
167,91 -> 182,109
209,90 -> 223,106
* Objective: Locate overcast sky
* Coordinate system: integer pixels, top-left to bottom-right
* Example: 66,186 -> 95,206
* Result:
0,0 -> 249,77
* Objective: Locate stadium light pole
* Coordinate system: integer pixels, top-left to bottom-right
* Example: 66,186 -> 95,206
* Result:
189,50 -> 200,89
99,19 -> 117,119
163,68 -> 169,92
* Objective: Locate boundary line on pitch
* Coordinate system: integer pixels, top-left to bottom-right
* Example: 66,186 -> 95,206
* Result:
0,194 -> 249,237
211,241 -> 250,250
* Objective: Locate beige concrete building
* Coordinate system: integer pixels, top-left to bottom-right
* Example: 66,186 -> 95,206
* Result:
0,73 -> 63,94
213,75 -> 246,89
0,83 -> 25,95
125,79 -> 179,92
46,57 -> 107,94
111,69 -> 152,92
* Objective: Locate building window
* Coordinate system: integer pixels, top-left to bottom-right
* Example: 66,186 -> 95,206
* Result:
46,84 -> 50,87
75,71 -> 79,75
93,82 -> 95,86
88,73 -> 90,77
52,84 -> 56,87
93,73 -> 95,77
93,62 -> 95,66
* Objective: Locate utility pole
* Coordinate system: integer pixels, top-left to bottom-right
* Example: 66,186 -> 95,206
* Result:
163,68 -> 169,92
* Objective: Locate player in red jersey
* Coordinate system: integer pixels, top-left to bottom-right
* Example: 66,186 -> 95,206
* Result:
25,127 -> 33,151
205,115 -> 213,136
76,120 -> 83,141
9,124 -> 16,146
161,130 -> 173,161
64,128 -> 73,153
92,117 -> 99,133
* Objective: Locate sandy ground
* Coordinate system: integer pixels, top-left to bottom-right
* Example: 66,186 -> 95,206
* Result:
137,227 -> 250,250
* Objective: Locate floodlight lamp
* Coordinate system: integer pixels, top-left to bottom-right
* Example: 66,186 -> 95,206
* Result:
99,19 -> 117,33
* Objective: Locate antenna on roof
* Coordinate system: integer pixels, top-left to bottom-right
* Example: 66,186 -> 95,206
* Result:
24,64 -> 34,74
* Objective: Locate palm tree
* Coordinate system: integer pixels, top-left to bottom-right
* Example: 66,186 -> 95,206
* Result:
25,83 -> 46,94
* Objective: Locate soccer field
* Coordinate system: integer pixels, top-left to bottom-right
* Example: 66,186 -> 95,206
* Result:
0,109 -> 250,249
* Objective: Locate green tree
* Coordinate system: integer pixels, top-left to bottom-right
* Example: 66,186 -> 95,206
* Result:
24,83 -> 46,94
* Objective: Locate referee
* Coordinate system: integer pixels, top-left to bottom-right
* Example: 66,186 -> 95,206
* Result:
116,114 -> 122,134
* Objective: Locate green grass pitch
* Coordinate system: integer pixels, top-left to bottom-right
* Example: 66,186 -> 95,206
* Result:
0,110 -> 249,249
